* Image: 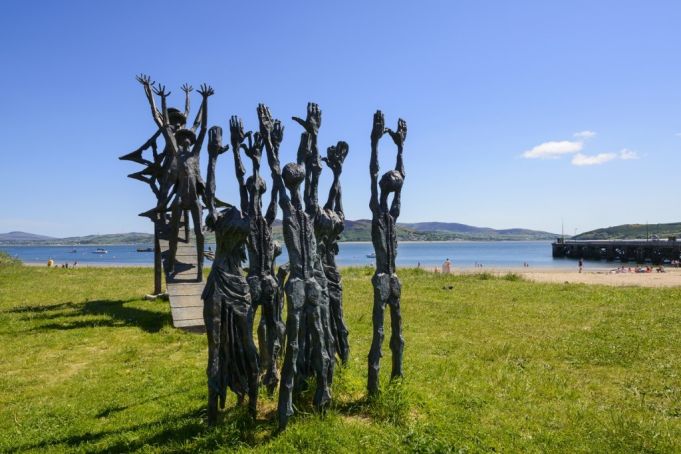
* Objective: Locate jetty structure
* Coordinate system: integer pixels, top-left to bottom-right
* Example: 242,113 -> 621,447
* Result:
552,237 -> 681,264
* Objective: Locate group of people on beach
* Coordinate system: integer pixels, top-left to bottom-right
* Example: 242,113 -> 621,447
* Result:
46,259 -> 77,269
610,265 -> 665,274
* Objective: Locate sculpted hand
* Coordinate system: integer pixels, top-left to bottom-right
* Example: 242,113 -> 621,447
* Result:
371,110 -> 385,144
229,116 -> 247,152
292,102 -> 322,136
271,120 -> 284,149
245,132 -> 263,165
181,83 -> 193,94
153,84 -> 171,98
386,118 -> 407,148
257,103 -> 274,137
197,83 -> 214,98
208,126 -> 228,157
136,73 -> 154,87
322,140 -> 349,175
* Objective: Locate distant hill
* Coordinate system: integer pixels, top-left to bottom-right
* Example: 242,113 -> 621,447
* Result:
0,232 -> 154,245
574,222 -> 681,240
0,231 -> 55,242
0,222 -> 557,245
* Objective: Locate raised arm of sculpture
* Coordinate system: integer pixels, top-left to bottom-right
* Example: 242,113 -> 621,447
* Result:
292,103 -> 322,216
386,118 -> 407,219
304,134 -> 321,217
206,126 -> 229,224
322,141 -> 348,212
181,83 -> 192,119
265,121 -> 291,212
369,110 -> 385,214
193,84 -> 214,156
265,118 -> 284,225
148,84 -> 178,155
136,74 -> 163,128
387,118 -> 407,178
230,116 -> 250,214
244,132 -> 264,215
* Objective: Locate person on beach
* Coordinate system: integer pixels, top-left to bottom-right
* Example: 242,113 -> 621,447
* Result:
442,258 -> 452,274
578,258 -> 584,273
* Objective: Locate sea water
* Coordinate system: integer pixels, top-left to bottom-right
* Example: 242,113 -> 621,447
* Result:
1,241 -> 578,269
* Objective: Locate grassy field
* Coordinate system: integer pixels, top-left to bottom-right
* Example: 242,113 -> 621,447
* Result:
1,263 -> 681,452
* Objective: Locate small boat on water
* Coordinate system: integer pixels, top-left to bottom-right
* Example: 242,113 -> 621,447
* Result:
70,249 -> 77,253
92,248 -> 108,254
136,247 -> 153,252
366,252 -> 376,258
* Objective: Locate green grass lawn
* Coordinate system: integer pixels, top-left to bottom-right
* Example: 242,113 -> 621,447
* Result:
1,264 -> 681,453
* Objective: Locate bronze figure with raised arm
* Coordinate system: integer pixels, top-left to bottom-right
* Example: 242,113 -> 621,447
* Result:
230,111 -> 286,396
201,125 -> 260,425
133,76 -> 206,218
367,110 -> 406,395
290,103 -> 335,387
269,106 -> 332,430
319,141 -> 350,364
149,81 -> 212,281
296,102 -> 350,368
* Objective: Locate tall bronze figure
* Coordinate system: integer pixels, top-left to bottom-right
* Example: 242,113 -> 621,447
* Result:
367,111 -> 407,395
230,113 -> 286,395
266,104 -> 333,430
316,141 -> 350,364
202,125 -> 260,425
121,75 -> 206,293
295,103 -> 350,365
292,103 -> 336,387
136,76 -> 211,281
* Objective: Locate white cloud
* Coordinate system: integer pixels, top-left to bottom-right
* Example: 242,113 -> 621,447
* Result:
523,131 -> 639,166
522,140 -> 583,159
573,130 -> 596,139
571,152 -> 616,166
619,149 -> 638,160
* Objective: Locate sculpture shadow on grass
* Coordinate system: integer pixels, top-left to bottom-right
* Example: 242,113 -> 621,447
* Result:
9,298 -> 171,333
12,405 -> 278,453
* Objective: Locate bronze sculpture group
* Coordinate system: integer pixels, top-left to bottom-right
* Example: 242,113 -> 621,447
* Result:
123,75 -> 407,430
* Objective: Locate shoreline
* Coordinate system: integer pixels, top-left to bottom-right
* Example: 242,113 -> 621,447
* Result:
21,262 -> 681,287
1,239 -> 557,247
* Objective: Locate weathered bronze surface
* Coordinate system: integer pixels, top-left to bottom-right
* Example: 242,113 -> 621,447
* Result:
367,111 -> 407,395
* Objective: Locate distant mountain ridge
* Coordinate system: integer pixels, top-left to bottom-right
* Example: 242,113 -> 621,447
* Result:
0,222 -> 558,245
0,231 -> 56,242
574,222 -> 681,240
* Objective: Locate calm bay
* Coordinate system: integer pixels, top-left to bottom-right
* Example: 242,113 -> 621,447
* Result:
1,240 -> 578,269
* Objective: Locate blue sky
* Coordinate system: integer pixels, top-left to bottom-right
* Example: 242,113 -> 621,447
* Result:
1,1 -> 680,237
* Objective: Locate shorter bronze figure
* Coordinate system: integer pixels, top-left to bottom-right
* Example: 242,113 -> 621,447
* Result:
202,125 -> 260,424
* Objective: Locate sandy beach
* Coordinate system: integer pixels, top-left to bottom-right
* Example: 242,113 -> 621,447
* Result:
23,261 -> 681,288
454,266 -> 681,288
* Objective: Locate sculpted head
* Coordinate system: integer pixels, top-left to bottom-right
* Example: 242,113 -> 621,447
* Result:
246,175 -> 267,195
167,108 -> 187,129
379,170 -> 403,195
283,163 -> 305,191
175,128 -> 196,149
